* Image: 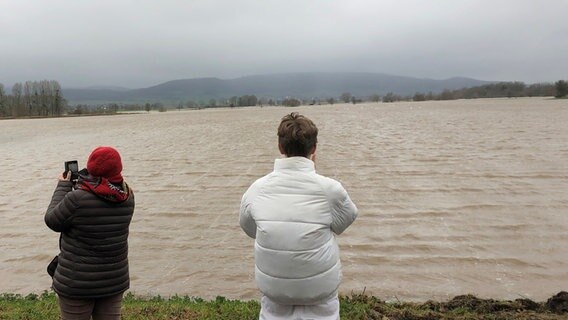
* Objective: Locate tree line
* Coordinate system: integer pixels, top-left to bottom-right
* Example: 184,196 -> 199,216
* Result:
2,80 -> 566,117
0,80 -> 66,117
377,80 -> 567,103
219,80 -> 567,107
135,80 -> 567,110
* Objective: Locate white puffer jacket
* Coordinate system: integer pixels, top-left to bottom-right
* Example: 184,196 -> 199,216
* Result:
240,157 -> 358,305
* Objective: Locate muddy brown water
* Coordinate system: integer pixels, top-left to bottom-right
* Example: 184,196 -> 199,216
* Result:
1,98 -> 567,301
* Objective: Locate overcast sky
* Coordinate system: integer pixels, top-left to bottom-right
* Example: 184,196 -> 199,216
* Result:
1,0 -> 567,88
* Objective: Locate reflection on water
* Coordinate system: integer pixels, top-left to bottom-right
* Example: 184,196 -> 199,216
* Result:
1,98 -> 567,301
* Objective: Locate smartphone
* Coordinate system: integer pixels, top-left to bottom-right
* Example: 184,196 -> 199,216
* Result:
64,160 -> 79,181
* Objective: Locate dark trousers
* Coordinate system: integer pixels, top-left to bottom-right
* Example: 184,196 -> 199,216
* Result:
57,293 -> 123,320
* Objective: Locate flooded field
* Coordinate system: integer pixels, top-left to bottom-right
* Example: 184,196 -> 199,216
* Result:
1,97 -> 567,301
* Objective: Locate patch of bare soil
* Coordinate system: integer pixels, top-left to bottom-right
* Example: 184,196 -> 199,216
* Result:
359,291 -> 568,320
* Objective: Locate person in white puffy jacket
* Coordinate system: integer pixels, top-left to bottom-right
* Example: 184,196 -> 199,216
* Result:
240,112 -> 358,320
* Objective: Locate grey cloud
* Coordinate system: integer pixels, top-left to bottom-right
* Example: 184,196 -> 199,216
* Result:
1,0 -> 567,88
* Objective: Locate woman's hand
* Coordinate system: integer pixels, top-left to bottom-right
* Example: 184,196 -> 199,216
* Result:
59,171 -> 71,182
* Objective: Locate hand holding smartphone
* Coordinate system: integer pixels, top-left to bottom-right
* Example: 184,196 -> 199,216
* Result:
64,160 -> 79,181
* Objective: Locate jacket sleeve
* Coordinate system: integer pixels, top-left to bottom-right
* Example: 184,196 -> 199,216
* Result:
328,180 -> 358,235
45,181 -> 77,232
239,184 -> 259,239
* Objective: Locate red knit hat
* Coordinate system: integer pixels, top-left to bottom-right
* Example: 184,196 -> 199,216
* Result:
87,146 -> 123,183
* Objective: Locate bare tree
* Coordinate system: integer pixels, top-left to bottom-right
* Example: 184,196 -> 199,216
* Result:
282,98 -> 301,107
0,83 -> 7,117
51,80 -> 65,116
340,92 -> 352,103
11,83 -> 25,116
413,92 -> 426,101
555,80 -> 568,98
370,94 -> 381,102
24,81 -> 33,115
229,96 -> 238,107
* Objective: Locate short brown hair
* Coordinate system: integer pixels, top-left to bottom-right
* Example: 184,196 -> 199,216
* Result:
277,112 -> 318,157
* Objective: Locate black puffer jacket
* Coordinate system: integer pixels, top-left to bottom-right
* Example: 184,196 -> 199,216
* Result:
45,180 -> 135,299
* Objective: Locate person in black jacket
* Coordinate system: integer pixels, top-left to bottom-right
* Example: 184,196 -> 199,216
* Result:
45,146 -> 135,320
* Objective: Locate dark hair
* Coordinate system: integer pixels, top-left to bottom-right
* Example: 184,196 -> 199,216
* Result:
277,112 -> 318,157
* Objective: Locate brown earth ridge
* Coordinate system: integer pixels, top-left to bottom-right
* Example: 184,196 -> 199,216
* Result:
359,291 -> 568,319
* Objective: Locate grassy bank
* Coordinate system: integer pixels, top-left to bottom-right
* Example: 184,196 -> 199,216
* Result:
1,291 -> 566,319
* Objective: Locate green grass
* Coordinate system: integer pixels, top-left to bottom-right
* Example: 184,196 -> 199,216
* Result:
0,291 -> 565,319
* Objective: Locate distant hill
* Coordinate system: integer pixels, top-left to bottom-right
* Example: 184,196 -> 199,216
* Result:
62,72 -> 492,104
80,85 -> 132,91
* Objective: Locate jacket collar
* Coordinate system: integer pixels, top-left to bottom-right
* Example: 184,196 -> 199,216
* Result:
274,156 -> 315,172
